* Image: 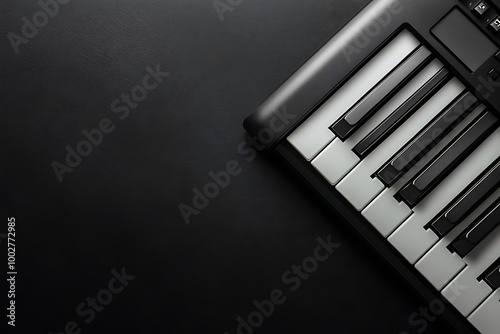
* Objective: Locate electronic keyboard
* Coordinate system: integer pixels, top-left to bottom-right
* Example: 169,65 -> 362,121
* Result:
244,1 -> 500,333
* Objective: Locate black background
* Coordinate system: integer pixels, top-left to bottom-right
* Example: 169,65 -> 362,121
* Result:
1,0 -> 447,333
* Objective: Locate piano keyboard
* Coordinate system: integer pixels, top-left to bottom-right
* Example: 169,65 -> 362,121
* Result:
288,30 -> 500,333
244,1 -> 500,333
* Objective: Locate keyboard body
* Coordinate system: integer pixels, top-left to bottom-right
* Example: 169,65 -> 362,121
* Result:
244,1 -> 500,333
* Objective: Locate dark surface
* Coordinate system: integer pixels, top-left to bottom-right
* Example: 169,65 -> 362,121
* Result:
1,1 -> 447,333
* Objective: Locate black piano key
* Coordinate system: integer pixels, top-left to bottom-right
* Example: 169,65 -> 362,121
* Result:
330,46 -> 433,140
376,91 -> 479,186
449,198 -> 500,257
480,258 -> 500,290
353,68 -> 452,158
396,111 -> 499,208
427,159 -> 500,237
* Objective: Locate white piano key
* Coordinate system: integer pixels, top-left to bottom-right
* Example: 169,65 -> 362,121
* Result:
468,288 -> 500,334
287,30 -> 420,160
362,188 -> 412,236
311,61 -> 444,186
416,240 -> 465,290
388,127 -> 500,264
335,79 -> 464,210
363,106 -> 484,238
441,225 -> 500,317
311,138 -> 359,184
415,188 -> 500,290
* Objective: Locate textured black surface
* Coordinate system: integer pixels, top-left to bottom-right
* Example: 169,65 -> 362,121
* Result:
1,1 -> 446,333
